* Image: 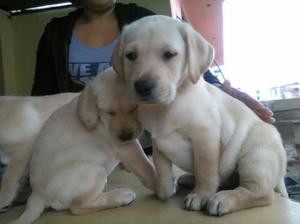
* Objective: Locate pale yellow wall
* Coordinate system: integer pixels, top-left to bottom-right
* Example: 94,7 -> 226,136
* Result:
0,33 -> 4,95
11,8 -> 74,95
0,8 -> 74,95
0,11 -> 17,95
120,0 -> 171,15
0,1 -> 171,95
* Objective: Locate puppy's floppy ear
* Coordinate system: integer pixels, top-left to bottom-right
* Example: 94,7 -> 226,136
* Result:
77,82 -> 98,131
180,22 -> 215,84
112,33 -> 125,79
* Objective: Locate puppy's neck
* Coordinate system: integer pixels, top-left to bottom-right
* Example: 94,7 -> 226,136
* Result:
177,75 -> 206,95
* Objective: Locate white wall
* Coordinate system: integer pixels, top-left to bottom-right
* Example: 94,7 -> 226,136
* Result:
12,8 -> 74,95
0,8 -> 73,95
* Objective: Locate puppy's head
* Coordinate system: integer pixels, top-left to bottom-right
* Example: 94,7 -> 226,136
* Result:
77,68 -> 142,143
112,15 -> 215,104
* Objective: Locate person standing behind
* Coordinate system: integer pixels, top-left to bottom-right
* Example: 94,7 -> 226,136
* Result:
31,0 -> 156,95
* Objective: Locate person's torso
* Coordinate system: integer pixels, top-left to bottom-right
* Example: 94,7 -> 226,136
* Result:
68,32 -> 119,86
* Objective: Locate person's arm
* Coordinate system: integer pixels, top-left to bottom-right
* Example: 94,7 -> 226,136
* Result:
204,70 -> 274,123
221,80 -> 275,123
31,23 -> 59,96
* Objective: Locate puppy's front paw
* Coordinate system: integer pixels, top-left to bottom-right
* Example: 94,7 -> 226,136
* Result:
184,192 -> 211,211
0,194 -> 12,212
0,204 -> 11,212
207,191 -> 235,216
110,188 -> 136,207
156,179 -> 176,200
157,185 -> 176,201
117,189 -> 136,206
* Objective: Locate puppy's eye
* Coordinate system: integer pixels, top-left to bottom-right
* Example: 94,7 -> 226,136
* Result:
163,51 -> 178,60
126,52 -> 137,61
128,105 -> 138,113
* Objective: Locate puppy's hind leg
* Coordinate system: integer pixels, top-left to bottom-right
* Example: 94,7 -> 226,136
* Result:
208,149 -> 277,216
71,172 -> 136,215
275,178 -> 288,198
0,142 -> 32,212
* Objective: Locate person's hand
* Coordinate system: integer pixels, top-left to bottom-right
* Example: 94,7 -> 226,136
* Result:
221,80 -> 275,124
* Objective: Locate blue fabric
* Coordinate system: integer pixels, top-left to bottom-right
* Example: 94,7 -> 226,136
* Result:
204,70 -> 221,84
68,32 -> 119,85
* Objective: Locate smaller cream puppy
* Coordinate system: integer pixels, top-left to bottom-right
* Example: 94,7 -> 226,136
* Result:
10,68 -> 155,224
0,92 -> 77,211
112,15 -> 287,216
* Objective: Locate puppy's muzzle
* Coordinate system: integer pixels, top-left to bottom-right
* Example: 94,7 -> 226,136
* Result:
118,131 -> 134,142
134,78 -> 155,99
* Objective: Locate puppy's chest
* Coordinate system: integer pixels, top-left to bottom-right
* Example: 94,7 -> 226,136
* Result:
139,105 -> 189,138
155,131 -> 194,172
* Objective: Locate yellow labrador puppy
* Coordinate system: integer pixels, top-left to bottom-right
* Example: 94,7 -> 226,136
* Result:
10,68 -> 155,224
0,92 -> 77,211
112,15 -> 287,216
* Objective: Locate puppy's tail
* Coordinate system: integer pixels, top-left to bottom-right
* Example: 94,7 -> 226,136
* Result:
275,178 -> 288,198
9,193 -> 46,224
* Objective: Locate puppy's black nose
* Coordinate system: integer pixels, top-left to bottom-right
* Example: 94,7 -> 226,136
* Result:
118,132 -> 133,142
134,79 -> 155,97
